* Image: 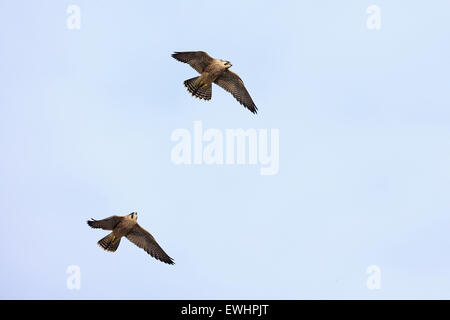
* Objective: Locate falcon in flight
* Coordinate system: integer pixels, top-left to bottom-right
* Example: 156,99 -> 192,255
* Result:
172,51 -> 257,114
87,212 -> 174,265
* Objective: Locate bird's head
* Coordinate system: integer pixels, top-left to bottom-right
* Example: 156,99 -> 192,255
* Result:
221,60 -> 232,68
128,212 -> 138,221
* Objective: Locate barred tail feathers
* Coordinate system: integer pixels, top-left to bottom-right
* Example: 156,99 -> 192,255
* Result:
98,233 -> 121,252
184,77 -> 212,100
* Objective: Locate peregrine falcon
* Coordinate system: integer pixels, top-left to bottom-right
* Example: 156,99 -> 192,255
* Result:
172,51 -> 257,114
87,212 -> 174,265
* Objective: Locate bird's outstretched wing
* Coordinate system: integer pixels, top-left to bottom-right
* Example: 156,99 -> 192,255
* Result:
126,224 -> 175,265
214,70 -> 257,114
87,216 -> 121,230
171,51 -> 213,74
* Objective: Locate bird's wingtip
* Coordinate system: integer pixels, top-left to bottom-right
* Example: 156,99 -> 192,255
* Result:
248,105 -> 258,114
164,257 -> 175,265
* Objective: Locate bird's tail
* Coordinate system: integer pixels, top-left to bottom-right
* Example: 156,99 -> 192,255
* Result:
184,76 -> 212,100
98,232 -> 121,252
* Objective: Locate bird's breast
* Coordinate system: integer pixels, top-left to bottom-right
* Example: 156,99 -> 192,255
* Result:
204,62 -> 227,82
114,220 -> 135,237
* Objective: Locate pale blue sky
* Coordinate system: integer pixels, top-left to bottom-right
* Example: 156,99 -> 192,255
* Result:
1,0 -> 450,299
